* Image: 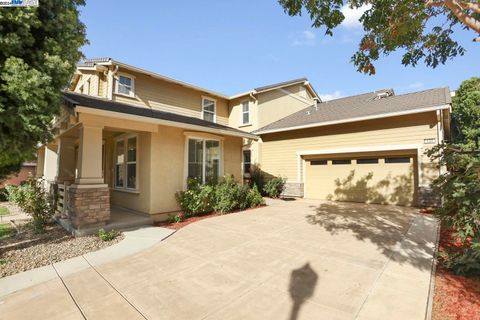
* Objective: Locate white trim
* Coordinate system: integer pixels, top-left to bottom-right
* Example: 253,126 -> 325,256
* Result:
184,135 -> 223,187
114,72 -> 136,97
256,105 -> 451,135
113,133 -> 139,192
277,88 -> 313,105
297,144 -> 423,156
241,100 -> 250,125
75,106 -> 258,140
202,96 -> 217,123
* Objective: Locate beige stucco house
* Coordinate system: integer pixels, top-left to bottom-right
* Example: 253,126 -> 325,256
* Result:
37,58 -> 451,233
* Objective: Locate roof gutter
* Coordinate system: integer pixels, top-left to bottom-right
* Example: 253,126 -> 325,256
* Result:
255,104 -> 451,135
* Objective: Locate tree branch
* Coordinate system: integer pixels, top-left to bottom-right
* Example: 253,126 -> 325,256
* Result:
444,0 -> 480,33
457,1 -> 480,14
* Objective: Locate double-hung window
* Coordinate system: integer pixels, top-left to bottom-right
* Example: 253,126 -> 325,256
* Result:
115,135 -> 138,190
202,98 -> 216,123
242,101 -> 250,125
116,74 -> 135,97
187,138 -> 221,183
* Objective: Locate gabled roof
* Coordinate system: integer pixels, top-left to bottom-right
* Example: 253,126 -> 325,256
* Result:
229,78 -> 320,100
76,58 -> 230,99
76,58 -> 320,101
62,92 -> 258,140
254,87 -> 451,135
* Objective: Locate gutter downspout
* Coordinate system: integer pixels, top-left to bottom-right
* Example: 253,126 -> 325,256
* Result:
107,65 -> 119,100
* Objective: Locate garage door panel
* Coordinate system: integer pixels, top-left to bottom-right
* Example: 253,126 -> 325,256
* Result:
305,157 -> 415,206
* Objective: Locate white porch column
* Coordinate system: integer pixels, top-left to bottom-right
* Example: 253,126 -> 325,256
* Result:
56,137 -> 76,183
43,144 -> 58,183
75,125 -> 104,185
36,146 -> 46,178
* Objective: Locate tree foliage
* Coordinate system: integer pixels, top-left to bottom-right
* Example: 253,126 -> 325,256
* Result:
427,77 -> 480,275
451,77 -> 480,147
0,0 -> 87,175
278,0 -> 480,74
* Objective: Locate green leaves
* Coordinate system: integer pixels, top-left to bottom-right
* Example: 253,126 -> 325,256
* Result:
278,0 -> 471,75
0,0 -> 87,175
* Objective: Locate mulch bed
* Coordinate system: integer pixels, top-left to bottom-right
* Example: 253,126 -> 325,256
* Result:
0,222 -> 124,278
156,205 -> 267,230
432,226 -> 480,320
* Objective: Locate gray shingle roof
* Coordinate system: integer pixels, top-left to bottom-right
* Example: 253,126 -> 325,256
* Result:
254,87 -> 451,134
62,92 -> 258,139
77,58 -> 112,67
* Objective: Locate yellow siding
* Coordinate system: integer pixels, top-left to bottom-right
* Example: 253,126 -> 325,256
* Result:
256,84 -> 313,128
260,112 -> 439,185
112,68 -> 229,126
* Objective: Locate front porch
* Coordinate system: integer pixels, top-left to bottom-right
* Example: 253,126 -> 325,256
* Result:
37,113 -> 156,235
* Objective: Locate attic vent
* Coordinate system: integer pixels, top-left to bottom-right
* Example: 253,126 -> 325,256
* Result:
373,89 -> 394,100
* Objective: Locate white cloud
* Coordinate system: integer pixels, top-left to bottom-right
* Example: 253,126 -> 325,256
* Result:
291,30 -> 316,46
340,4 -> 371,29
320,90 -> 344,101
408,82 -> 424,89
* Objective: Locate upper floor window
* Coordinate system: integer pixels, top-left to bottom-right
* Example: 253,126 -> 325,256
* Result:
116,74 -> 135,97
242,101 -> 250,125
202,97 -> 216,123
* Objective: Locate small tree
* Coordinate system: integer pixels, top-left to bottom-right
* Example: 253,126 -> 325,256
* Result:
278,0 -> 480,74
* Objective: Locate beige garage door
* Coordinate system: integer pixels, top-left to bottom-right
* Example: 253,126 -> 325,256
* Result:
305,154 -> 416,206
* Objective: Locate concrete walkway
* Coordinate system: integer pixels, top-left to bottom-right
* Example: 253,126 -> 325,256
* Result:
0,200 -> 438,320
0,226 -> 175,297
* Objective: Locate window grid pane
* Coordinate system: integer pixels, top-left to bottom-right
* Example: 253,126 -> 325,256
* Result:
188,139 -> 204,181
206,140 -> 220,183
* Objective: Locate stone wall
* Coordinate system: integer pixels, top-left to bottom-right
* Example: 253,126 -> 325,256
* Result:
67,185 -> 110,228
282,182 -> 304,198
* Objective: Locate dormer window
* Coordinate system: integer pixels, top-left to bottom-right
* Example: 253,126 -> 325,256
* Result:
202,97 -> 216,123
116,74 -> 135,97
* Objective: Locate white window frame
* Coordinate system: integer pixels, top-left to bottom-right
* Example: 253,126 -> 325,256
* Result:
83,79 -> 90,95
241,100 -> 250,125
184,133 -> 224,186
115,73 -> 135,97
114,133 -> 139,192
202,97 -> 216,123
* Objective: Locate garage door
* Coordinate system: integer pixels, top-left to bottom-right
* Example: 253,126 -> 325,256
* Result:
305,155 -> 416,206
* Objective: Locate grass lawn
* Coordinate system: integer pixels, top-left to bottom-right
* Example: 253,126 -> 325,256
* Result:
0,206 -> 10,216
0,223 -> 14,239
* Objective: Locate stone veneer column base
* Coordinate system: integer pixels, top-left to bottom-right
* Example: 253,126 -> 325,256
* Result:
281,182 -> 304,198
67,184 -> 110,228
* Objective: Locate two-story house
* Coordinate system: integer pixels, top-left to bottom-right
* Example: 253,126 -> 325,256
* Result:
36,58 -> 317,233
36,58 -> 451,234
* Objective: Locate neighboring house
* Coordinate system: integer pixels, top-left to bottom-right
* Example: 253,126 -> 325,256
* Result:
0,162 -> 37,188
36,57 -> 450,233
253,88 -> 451,206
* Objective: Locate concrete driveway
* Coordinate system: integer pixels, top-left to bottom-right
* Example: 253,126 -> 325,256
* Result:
0,199 -> 438,320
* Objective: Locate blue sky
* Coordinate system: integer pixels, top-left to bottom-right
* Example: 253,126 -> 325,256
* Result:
80,1 -> 478,99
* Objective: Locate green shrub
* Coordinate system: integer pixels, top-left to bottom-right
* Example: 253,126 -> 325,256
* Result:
264,176 -> 286,198
247,185 -> 265,208
249,164 -> 265,194
168,213 -> 185,223
6,177 -> 53,232
98,228 -> 120,241
428,144 -> 480,275
175,178 -> 215,216
214,176 -> 242,214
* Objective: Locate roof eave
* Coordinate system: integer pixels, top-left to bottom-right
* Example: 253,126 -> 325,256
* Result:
255,104 -> 451,135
